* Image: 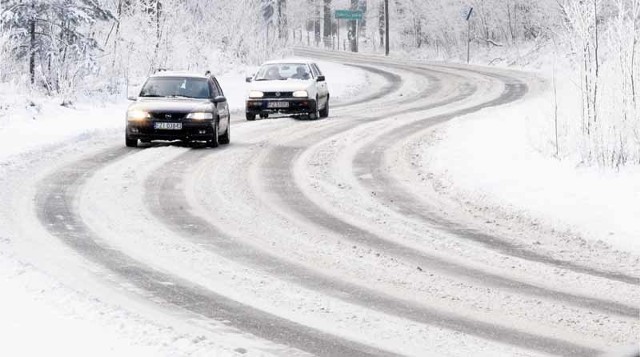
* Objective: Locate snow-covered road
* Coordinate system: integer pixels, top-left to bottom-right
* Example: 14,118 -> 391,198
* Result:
1,49 -> 637,356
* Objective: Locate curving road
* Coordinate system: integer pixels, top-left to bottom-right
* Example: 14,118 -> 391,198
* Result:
6,49 -> 638,356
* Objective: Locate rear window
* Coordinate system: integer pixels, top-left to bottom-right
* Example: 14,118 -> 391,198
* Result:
140,77 -> 211,99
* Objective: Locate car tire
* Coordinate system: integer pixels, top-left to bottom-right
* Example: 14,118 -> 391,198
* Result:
125,135 -> 138,147
219,122 -> 230,145
208,122 -> 219,148
246,113 -> 256,121
319,97 -> 329,118
308,97 -> 320,120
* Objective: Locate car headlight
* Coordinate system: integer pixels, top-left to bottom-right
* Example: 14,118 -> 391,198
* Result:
292,90 -> 308,98
127,110 -> 150,120
186,112 -> 213,120
249,91 -> 264,98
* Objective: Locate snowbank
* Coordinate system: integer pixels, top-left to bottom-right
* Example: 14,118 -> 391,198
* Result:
0,82 -> 127,162
0,258 -> 167,356
421,86 -> 640,255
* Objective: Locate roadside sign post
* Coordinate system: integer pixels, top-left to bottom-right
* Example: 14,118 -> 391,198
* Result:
356,19 -> 359,52
466,7 -> 474,63
384,0 -> 389,55
335,9 -> 363,52
335,9 -> 363,21
337,18 -> 340,50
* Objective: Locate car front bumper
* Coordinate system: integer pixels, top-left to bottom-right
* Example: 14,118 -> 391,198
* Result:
246,98 -> 317,115
126,120 -> 215,141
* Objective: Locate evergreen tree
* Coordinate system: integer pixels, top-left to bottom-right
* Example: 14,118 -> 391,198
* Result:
1,0 -> 113,90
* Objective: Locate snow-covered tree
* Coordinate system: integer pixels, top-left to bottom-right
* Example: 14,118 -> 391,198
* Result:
1,0 -> 113,92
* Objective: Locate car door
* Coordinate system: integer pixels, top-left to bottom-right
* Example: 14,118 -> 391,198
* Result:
311,63 -> 328,107
211,78 -> 230,132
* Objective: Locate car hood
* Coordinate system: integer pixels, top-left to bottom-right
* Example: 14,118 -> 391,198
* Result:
248,80 -> 314,92
128,98 -> 213,113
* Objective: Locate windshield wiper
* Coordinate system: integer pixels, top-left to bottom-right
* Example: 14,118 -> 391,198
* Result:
140,94 -> 164,97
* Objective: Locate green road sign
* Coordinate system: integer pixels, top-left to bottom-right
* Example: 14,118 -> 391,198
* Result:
335,9 -> 363,20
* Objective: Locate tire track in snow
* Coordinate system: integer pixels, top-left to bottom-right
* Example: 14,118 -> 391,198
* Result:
350,70 -> 640,287
31,51 -> 623,356
273,51 -> 639,299
35,147 -> 396,357
32,63 -> 414,356
295,50 -> 639,286
139,60 -> 610,355
336,64 -> 404,107
144,146 -> 602,357
257,62 -> 638,318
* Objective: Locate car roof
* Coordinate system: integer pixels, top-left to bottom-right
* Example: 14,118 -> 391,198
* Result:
149,71 -> 213,79
260,59 -> 315,66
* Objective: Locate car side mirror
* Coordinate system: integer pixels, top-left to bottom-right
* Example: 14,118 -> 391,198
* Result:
317,75 -> 325,82
245,76 -> 253,83
127,95 -> 137,101
212,95 -> 227,103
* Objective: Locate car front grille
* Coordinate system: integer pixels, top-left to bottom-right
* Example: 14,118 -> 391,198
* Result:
150,112 -> 187,120
263,92 -> 294,98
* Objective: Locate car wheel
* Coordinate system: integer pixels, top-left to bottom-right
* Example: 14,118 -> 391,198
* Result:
219,122 -> 230,145
246,112 -> 256,121
319,97 -> 329,118
125,135 -> 138,147
260,113 -> 269,119
208,122 -> 219,148
308,97 -> 320,120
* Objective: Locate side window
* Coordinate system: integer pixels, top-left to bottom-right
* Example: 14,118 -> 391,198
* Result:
212,78 -> 224,97
310,64 -> 320,78
312,63 -> 323,76
209,79 -> 221,97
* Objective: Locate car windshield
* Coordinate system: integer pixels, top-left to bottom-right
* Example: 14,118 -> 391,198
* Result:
254,63 -> 311,81
139,77 -> 210,99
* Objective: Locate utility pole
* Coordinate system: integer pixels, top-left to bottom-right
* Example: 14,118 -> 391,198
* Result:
349,0 -> 358,52
384,0 -> 389,55
466,7 -> 473,63
337,18 -> 340,50
323,0 -> 332,48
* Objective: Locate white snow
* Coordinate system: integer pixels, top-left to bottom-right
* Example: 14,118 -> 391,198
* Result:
0,62 -> 371,356
0,53 -> 636,357
0,257 -> 221,357
421,81 -> 640,255
0,82 -> 127,162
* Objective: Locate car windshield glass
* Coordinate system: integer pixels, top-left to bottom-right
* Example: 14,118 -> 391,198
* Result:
254,63 -> 311,81
139,77 -> 210,99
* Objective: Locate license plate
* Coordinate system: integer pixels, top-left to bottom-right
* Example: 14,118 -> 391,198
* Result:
267,101 -> 289,108
154,122 -> 182,130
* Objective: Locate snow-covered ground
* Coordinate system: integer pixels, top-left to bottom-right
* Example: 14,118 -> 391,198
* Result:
0,51 -> 636,356
0,60 -> 370,356
418,76 -> 640,256
0,83 -> 127,162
